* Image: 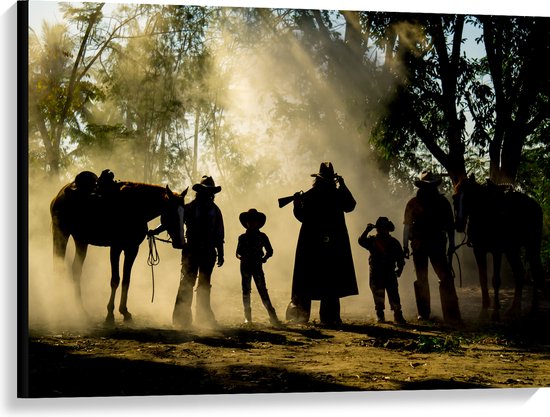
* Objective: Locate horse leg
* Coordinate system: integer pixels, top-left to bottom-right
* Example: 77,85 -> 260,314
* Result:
52,225 -> 69,277
473,247 -> 491,311
505,250 -> 525,319
52,226 -> 70,308
106,246 -> 122,324
118,246 -> 138,322
527,244 -> 544,315
491,252 -> 502,321
72,240 -> 88,311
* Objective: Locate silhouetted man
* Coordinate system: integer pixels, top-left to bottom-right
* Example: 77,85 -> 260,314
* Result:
286,162 -> 358,325
149,175 -> 225,328
403,170 -> 461,325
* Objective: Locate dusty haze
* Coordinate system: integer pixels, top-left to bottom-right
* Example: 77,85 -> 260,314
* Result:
27,4 -> 488,333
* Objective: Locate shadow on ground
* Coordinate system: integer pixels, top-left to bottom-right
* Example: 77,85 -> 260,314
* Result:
28,341 -> 356,398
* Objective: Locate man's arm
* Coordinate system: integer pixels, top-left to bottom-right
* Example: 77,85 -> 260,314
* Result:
262,233 -> 274,262
394,238 -> 406,277
402,224 -> 411,259
147,223 -> 166,236
358,224 -> 375,249
444,197 -> 456,263
402,199 -> 414,258
215,207 -> 225,267
292,191 -> 306,222
236,234 -> 244,260
336,175 -> 356,213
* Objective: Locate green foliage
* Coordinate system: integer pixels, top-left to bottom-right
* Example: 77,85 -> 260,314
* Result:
517,133 -> 550,269
415,335 -> 463,353
27,4 -> 550,251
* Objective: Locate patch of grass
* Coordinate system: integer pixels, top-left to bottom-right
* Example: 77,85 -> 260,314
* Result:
415,335 -> 463,353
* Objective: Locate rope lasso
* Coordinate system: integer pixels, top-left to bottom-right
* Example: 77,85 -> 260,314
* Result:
147,235 -> 172,302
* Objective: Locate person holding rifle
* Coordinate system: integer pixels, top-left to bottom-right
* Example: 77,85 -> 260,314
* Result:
284,162 -> 358,326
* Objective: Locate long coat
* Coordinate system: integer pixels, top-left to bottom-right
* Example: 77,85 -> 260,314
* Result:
291,181 -> 358,300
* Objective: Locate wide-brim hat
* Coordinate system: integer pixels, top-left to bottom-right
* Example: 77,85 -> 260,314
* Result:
414,170 -> 442,188
311,162 -> 336,180
375,216 -> 395,232
192,175 -> 221,194
239,208 -> 266,229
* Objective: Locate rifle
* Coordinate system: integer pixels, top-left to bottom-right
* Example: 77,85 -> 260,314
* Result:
278,191 -> 304,208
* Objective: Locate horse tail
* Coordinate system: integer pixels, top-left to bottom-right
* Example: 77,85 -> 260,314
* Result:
52,217 -> 68,258
50,192 -> 70,273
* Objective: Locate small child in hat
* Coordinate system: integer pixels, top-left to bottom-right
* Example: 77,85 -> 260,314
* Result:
236,208 -> 282,326
358,217 -> 407,324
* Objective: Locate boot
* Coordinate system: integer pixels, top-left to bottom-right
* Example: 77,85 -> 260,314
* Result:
286,298 -> 310,324
267,308 -> 282,327
376,309 -> 385,323
261,296 -> 282,326
394,309 -> 407,325
440,280 -> 462,326
414,280 -> 431,320
319,298 -> 342,325
243,293 -> 252,324
269,314 -> 282,327
196,285 -> 217,327
172,281 -> 193,329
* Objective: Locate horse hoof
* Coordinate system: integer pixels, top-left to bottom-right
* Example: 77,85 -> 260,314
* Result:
105,314 -> 115,326
123,312 -> 133,322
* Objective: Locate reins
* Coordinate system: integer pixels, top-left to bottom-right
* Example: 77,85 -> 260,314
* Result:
147,235 -> 172,302
449,233 -> 470,288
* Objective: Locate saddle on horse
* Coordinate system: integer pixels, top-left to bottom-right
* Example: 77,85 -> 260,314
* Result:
66,169 -> 118,198
63,169 -> 121,245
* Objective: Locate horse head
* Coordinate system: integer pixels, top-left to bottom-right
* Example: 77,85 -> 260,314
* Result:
160,186 -> 188,249
452,175 -> 479,233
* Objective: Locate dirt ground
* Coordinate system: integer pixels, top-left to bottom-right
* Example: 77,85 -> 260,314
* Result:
24,171 -> 550,399
26,284 -> 550,398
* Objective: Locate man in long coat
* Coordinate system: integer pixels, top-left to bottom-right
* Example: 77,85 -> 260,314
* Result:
286,162 -> 358,325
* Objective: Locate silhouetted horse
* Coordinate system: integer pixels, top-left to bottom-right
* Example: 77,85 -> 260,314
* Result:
50,171 -> 187,324
453,176 -> 544,319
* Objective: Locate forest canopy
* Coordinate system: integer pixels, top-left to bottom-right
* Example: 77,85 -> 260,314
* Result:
27,3 -> 550,263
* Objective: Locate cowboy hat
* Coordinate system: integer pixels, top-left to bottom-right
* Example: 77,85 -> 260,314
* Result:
414,170 -> 442,187
239,208 -> 267,229
375,216 -> 395,232
192,176 -> 221,194
311,162 -> 336,180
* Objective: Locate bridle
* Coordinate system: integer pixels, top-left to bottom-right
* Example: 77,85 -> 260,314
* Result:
146,196 -> 185,302
450,186 -> 473,288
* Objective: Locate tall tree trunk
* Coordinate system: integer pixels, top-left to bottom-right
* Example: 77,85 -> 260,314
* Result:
47,4 -> 104,177
429,15 -> 467,186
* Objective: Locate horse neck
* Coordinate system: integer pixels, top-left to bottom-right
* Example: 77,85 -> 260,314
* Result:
467,183 -> 494,218
118,182 -> 167,221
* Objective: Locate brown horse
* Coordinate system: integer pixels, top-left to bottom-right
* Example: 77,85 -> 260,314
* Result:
50,170 -> 187,324
453,176 -> 544,320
